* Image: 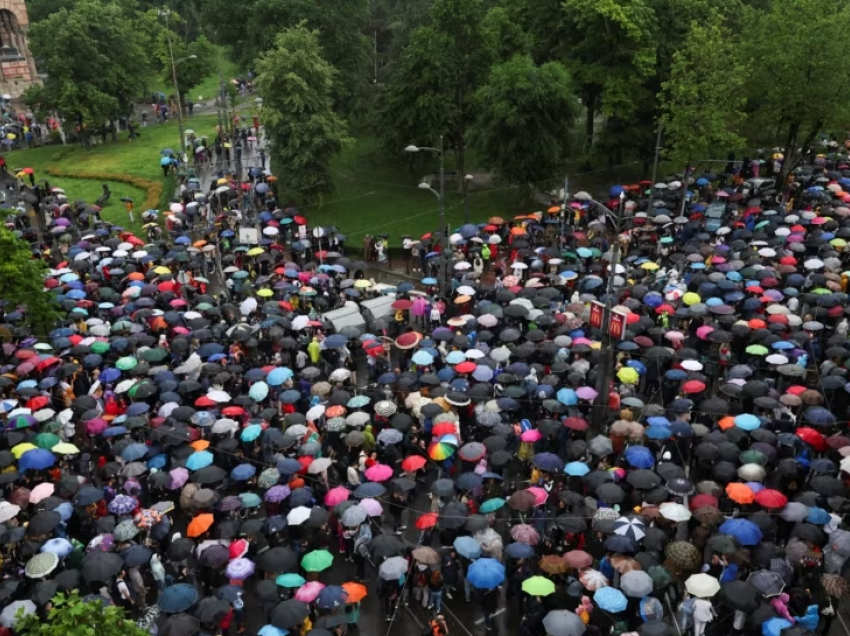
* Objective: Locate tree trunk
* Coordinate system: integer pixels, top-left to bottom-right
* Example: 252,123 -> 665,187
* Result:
777,120 -> 799,187
584,91 -> 596,153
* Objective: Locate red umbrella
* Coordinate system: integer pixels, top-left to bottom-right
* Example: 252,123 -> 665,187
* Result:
222,406 -> 246,416
402,455 -> 427,472
564,550 -> 593,568
432,423 -> 457,437
395,332 -> 421,350
391,299 -> 413,310
563,417 -> 589,431
689,494 -> 718,510
796,427 -> 827,451
416,512 -> 438,529
14,349 -> 36,360
26,396 -> 49,411
754,489 -> 788,509
682,380 -> 707,394
655,304 -> 675,315
455,361 -> 476,374
195,396 -> 216,407
36,357 -> 61,371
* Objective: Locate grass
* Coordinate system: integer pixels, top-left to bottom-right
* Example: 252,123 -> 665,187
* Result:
5,114 -> 219,233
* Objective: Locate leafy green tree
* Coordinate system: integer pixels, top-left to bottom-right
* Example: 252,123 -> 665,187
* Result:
14,591 -> 148,636
23,1 -> 153,143
740,0 -> 850,181
156,33 -> 217,98
482,3 -> 532,62
0,227 -> 60,336
255,23 -> 351,202
659,12 -> 746,168
379,0 -> 494,189
469,54 -> 578,198
23,0 -> 75,24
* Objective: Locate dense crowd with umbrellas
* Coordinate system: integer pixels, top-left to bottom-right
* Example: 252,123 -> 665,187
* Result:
0,154 -> 848,636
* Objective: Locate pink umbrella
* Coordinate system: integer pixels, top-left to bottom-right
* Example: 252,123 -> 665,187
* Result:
365,464 -> 393,482
86,418 -> 109,435
521,429 -> 542,442
295,581 -> 326,602
510,523 -> 540,545
696,326 -> 714,340
576,386 -> 598,400
358,498 -> 383,516
169,467 -> 189,490
526,487 -> 549,506
572,337 -> 592,346
29,482 -> 54,504
324,486 -> 350,507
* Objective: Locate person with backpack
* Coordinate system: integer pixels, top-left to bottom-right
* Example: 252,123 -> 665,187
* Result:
428,615 -> 448,636
412,561 -> 431,608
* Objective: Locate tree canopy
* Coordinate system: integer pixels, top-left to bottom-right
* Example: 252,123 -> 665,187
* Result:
0,227 -> 60,336
14,591 -> 148,636
255,23 -> 351,201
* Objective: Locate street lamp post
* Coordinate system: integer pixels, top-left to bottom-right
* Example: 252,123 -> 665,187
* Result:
165,36 -> 196,161
574,190 -> 627,431
406,137 -> 448,295
463,174 -> 473,223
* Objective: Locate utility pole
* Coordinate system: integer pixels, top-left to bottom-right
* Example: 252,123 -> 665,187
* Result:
463,174 -> 473,224
650,123 -> 663,197
166,36 -> 185,160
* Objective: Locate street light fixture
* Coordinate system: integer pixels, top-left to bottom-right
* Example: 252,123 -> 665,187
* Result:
406,137 -> 448,294
167,42 -> 197,160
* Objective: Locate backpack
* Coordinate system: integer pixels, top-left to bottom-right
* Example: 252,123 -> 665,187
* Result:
415,570 -> 429,587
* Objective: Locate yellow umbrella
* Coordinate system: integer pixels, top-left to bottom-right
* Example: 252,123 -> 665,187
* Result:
6,133 -> 15,140
52,442 -> 80,455
354,280 -> 372,288
830,238 -> 847,248
216,178 -> 228,185
247,247 -> 264,256
153,266 -> 171,275
617,367 -> 639,384
590,341 -> 602,349
641,262 -> 659,271
11,443 -> 37,459
682,292 -> 701,306
257,288 -> 273,297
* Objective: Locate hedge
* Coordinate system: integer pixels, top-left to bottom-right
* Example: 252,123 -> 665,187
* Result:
45,167 -> 162,212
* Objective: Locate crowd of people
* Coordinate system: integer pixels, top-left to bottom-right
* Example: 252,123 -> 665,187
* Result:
0,141 -> 847,636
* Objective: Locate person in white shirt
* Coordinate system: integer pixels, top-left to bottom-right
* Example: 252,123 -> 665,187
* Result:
346,458 -> 361,487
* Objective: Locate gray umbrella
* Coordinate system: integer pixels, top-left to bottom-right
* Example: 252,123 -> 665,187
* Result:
431,479 -> 456,497
542,610 -> 585,636
620,570 -> 654,597
340,505 -> 368,527
378,556 -> 409,580
588,435 -> 613,456
747,570 -> 785,597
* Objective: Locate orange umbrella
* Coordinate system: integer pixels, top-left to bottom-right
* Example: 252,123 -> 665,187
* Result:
725,483 -> 754,504
193,240 -> 208,248
718,416 -> 735,430
191,440 -> 210,451
510,227 -> 527,236
487,216 -> 505,225
187,513 -> 214,538
128,272 -> 145,281
342,582 -> 367,603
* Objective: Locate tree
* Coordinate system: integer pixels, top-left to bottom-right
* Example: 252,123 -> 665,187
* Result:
0,227 -> 60,336
740,0 -> 850,182
255,23 -> 351,202
23,1 -> 153,143
659,12 -> 746,168
15,591 -> 148,636
379,0 -> 494,190
469,54 -> 578,198
156,33 -> 217,98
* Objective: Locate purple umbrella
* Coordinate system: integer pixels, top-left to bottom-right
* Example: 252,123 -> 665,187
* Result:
576,386 -> 598,400
264,485 -> 291,503
169,468 -> 189,490
226,557 -> 255,580
358,498 -> 383,516
108,495 -> 138,515
87,533 -> 114,553
54,218 -> 71,227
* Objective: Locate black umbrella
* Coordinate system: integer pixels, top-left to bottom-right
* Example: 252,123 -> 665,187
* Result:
163,614 -> 201,636
82,552 -> 124,581
271,600 -> 311,629
257,547 -> 297,573
369,534 -> 405,558
167,538 -> 195,562
27,511 -> 61,536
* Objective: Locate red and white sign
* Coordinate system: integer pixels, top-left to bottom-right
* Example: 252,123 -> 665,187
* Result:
609,309 -> 628,340
589,300 -> 605,330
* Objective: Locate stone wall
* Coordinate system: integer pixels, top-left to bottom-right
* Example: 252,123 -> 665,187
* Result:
0,0 -> 37,98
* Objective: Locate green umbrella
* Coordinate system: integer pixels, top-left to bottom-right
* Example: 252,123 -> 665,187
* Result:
90,341 -> 110,354
522,576 -> 555,596
745,345 -> 768,356
195,303 -> 214,311
811,287 -> 831,295
115,356 -> 138,371
739,450 -> 767,466
141,348 -> 168,362
34,433 -> 60,450
40,421 -> 63,434
301,549 -> 333,572
275,573 -> 306,588
25,552 -> 59,579
647,565 -> 674,590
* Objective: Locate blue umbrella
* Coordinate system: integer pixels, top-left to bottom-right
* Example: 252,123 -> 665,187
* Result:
624,446 -> 655,469
147,454 -> 168,470
121,443 -> 149,462
259,626 -> 289,636
806,507 -> 831,524
453,536 -> 481,559
565,461 -> 590,476
40,538 -> 73,558
467,558 -> 505,589
18,449 -> 55,471
455,472 -> 482,491
412,350 -> 434,365
267,367 -> 294,386
734,414 -> 760,431
718,519 -> 762,546
100,368 -> 121,383
505,542 -> 536,559
646,417 -> 670,428
241,424 -> 263,442
186,451 -> 214,470
231,464 -> 257,481
316,585 -> 348,609
762,618 -> 792,636
277,459 -> 302,475
249,382 -> 270,401
533,453 -> 562,472
594,587 -> 628,612
280,390 -> 300,404
157,583 -> 199,613
324,335 -> 347,348
804,406 -> 836,427
645,426 -> 670,440
556,388 -> 577,406
353,482 -> 385,498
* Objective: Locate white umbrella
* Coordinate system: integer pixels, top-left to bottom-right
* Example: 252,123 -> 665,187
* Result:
206,390 -> 231,403
0,600 -> 35,627
685,573 -> 721,598
766,354 -> 789,365
115,379 -> 136,394
291,315 -> 310,330
659,502 -> 691,522
0,501 -> 21,523
287,506 -> 312,526
308,458 -> 333,474
306,405 -> 325,421
613,516 -> 646,541
211,419 -> 238,434
240,297 -> 258,315
620,570 -> 654,597
680,360 -> 703,371
457,285 -> 476,296
738,463 -> 766,481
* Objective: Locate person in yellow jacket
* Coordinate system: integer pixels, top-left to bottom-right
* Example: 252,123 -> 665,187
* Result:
307,337 -> 321,364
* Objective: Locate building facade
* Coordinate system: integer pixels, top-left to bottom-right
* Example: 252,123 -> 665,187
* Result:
0,0 -> 38,98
